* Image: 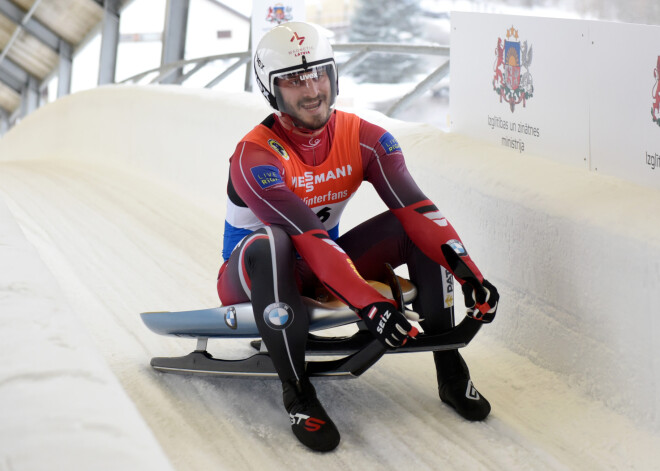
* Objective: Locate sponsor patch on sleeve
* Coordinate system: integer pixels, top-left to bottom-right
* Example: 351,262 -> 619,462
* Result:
379,132 -> 401,155
446,239 -> 468,256
251,165 -> 284,190
268,139 -> 290,160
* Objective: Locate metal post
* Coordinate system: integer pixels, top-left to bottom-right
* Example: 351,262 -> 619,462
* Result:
205,56 -> 251,89
20,76 -> 39,118
337,49 -> 370,76
161,0 -> 190,84
386,60 -> 451,118
244,23 -> 252,92
98,0 -> 120,85
57,40 -> 72,97
0,108 -> 8,136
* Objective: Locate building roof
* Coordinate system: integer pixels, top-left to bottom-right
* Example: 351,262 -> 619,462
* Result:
0,0 -> 132,115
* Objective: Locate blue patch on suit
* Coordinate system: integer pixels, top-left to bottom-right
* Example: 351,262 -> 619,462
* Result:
222,221 -> 252,261
379,132 -> 401,154
251,165 -> 283,189
327,224 -> 339,240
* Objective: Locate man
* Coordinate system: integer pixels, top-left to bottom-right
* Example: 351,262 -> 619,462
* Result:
217,22 -> 499,452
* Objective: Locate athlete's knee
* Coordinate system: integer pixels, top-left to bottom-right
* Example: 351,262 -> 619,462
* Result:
242,226 -> 294,268
242,231 -> 270,263
265,225 -> 293,246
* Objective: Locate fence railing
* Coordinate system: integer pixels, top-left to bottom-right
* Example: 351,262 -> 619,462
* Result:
119,43 -> 450,119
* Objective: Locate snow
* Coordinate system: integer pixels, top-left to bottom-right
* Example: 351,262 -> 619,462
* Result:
0,172 -> 174,470
0,85 -> 659,470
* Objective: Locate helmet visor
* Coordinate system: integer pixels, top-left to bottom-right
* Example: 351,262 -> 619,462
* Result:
271,61 -> 337,127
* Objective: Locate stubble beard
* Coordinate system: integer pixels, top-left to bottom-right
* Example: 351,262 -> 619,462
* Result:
285,94 -> 331,131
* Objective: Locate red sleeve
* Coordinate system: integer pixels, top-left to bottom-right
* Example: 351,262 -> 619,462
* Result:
390,201 -> 484,284
359,120 -> 484,285
230,141 -> 324,234
290,231 -> 391,309
230,140 -> 393,311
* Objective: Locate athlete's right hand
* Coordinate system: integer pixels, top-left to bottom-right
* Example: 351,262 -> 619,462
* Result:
359,301 -> 419,349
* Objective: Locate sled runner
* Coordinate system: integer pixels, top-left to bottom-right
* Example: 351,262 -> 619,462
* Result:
141,260 -> 484,379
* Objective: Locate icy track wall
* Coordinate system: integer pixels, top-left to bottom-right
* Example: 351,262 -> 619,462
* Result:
1,85 -> 659,435
0,198 -> 175,470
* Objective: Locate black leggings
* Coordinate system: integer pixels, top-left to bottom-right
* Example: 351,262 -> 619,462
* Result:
217,211 -> 457,383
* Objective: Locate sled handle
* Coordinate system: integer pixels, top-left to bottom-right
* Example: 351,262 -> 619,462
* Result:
384,263 -> 406,312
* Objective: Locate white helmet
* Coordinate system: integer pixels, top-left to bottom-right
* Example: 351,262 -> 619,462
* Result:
254,21 -> 338,113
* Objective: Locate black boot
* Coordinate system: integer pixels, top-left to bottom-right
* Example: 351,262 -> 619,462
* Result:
434,350 -> 491,421
282,377 -> 340,452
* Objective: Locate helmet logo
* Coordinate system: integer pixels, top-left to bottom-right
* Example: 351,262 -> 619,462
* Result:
290,32 -> 305,46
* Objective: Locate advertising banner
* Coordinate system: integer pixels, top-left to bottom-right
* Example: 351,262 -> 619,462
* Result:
450,12 -> 590,168
588,21 -> 660,188
450,12 -> 660,190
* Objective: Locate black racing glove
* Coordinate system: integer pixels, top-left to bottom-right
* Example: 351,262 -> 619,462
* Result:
462,279 -> 499,323
359,301 -> 419,349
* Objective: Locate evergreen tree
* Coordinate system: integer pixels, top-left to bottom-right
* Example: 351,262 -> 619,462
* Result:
348,0 -> 424,83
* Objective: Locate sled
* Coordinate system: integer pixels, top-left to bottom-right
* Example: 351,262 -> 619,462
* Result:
141,258 -> 485,379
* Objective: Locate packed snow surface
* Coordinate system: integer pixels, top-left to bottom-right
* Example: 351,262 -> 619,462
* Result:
0,86 -> 659,470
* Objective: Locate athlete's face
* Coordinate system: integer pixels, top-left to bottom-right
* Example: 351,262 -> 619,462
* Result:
276,67 -> 333,130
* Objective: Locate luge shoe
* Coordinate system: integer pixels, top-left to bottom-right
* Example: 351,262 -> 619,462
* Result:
283,378 -> 340,452
439,378 -> 491,421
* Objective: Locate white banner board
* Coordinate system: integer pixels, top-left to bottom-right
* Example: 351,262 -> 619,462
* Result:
450,12 -> 660,190
589,21 -> 660,188
450,12 -> 590,168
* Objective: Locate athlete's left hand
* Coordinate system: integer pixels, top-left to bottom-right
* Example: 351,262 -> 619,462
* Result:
462,279 -> 499,323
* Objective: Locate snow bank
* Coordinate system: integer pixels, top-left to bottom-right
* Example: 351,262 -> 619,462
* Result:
0,85 -> 271,213
0,195 -> 173,470
1,84 -> 658,440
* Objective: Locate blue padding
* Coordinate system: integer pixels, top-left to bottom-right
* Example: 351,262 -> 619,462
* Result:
222,221 -> 252,261
328,224 -> 339,240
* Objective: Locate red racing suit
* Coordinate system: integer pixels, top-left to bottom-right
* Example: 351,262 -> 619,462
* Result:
218,110 -> 484,311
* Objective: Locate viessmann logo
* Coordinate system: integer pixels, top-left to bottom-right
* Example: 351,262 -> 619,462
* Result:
291,165 -> 353,193
493,26 -> 534,112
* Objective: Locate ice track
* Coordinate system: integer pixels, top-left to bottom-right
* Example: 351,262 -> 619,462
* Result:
1,161 -> 656,471
0,87 -> 658,470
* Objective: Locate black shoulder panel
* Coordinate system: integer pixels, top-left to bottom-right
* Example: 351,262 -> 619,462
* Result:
261,114 -> 276,128
227,172 -> 248,207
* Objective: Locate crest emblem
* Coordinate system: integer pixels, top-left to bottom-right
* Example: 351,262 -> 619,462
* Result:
266,3 -> 292,24
493,26 -> 534,112
652,56 -> 660,127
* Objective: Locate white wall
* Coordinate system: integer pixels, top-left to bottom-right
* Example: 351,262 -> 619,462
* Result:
1,85 -> 659,433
